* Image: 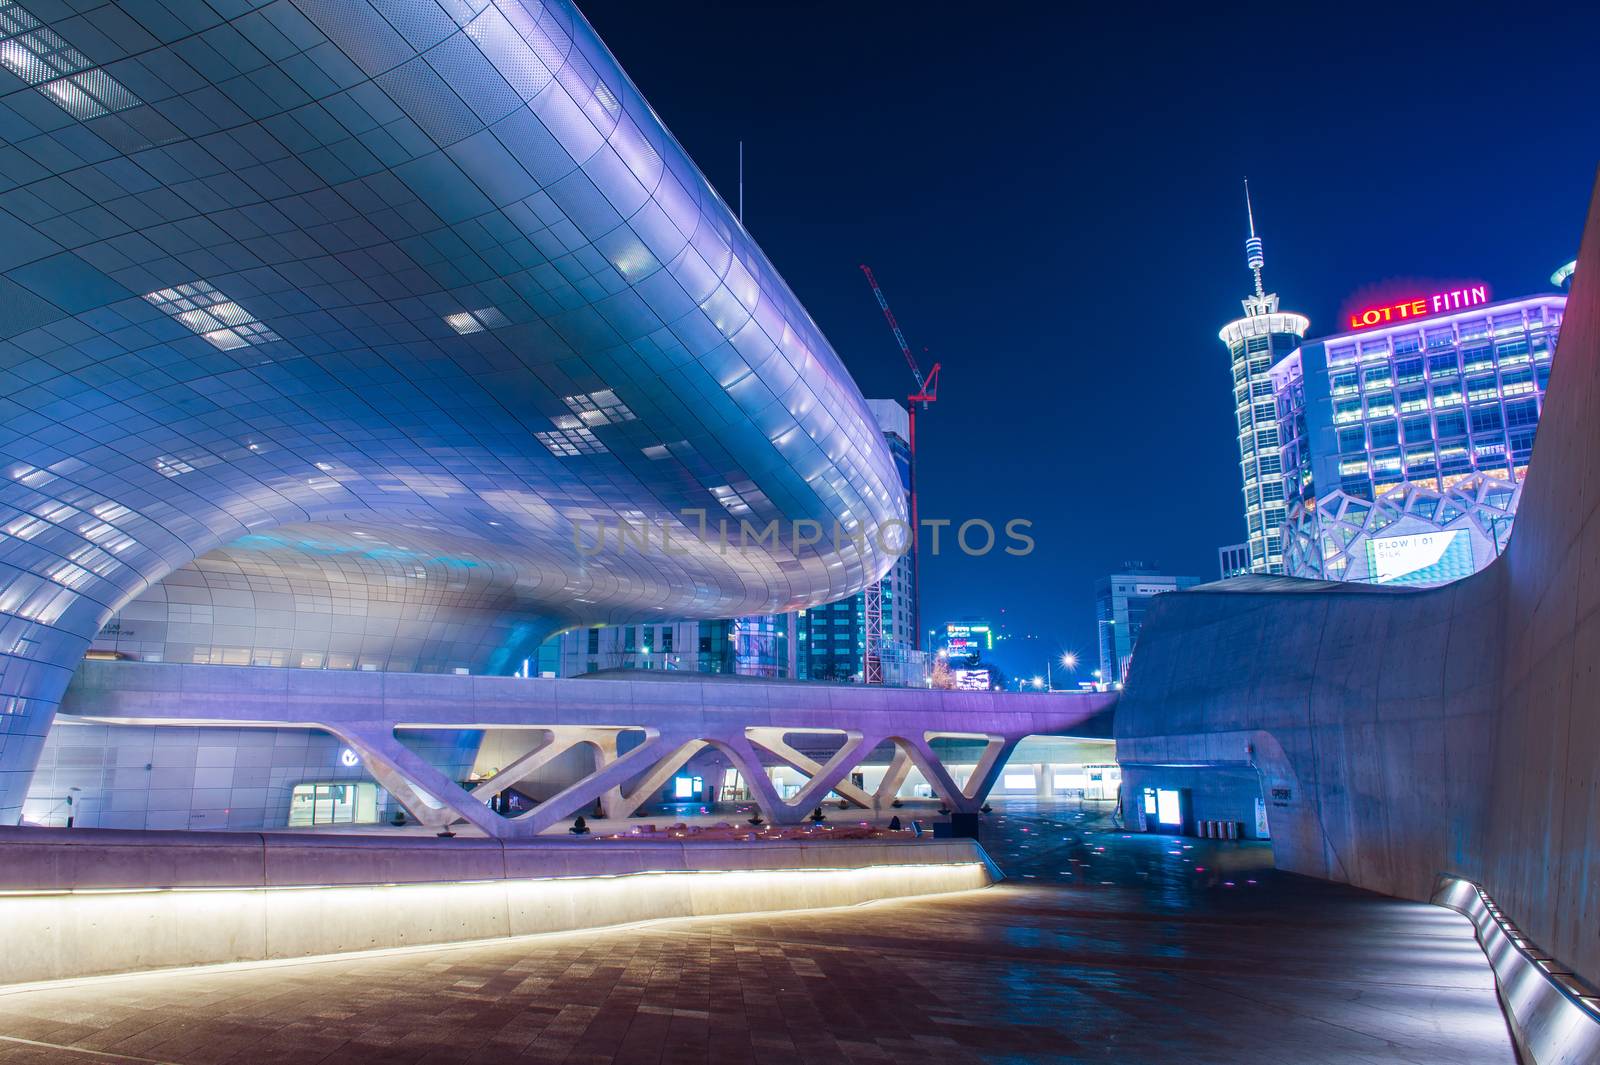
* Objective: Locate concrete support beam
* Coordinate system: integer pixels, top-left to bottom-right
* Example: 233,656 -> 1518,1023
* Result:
745,728 -> 875,808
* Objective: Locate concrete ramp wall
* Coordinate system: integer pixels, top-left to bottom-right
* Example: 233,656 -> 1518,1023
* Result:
1118,166 -> 1600,986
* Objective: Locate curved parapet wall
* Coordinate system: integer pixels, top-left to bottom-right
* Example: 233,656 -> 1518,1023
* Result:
0,827 -> 993,985
0,0 -> 906,820
1118,168 -> 1600,988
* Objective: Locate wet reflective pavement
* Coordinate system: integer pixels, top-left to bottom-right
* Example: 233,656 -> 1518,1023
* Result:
0,802 -> 1515,1063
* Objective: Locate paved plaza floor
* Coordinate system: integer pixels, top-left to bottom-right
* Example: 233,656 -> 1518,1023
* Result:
0,802 -> 1516,1064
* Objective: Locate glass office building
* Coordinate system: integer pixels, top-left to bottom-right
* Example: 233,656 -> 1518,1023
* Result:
1272,292 -> 1565,585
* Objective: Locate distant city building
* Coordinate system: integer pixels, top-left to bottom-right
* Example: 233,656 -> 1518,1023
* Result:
935,620 -> 994,665
1095,566 -> 1202,687
1218,543 -> 1251,580
1219,183 -> 1311,575
1273,291 -> 1565,585
797,400 -> 922,685
548,616 -> 797,679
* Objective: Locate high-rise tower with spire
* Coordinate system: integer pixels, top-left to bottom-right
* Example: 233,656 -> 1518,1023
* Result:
1218,182 -> 1310,574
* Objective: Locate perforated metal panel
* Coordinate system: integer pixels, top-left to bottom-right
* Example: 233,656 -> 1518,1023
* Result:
0,0 -> 904,820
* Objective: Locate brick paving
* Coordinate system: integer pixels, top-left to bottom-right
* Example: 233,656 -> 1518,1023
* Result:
0,804 -> 1515,1063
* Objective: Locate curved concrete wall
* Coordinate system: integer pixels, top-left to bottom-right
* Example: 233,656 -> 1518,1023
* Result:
1118,168 -> 1600,985
0,825 -> 993,985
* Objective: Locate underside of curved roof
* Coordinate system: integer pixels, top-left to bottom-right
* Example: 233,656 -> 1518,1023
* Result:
0,0 -> 905,670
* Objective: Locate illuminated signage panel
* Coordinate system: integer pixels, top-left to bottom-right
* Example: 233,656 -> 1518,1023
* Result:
1364,529 -> 1474,586
1156,788 -> 1184,827
953,668 -> 992,691
1347,285 -> 1490,331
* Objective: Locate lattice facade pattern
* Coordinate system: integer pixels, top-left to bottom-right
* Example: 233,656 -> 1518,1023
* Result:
1281,475 -> 1519,584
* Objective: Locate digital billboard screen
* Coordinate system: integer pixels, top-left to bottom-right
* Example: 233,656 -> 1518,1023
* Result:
953,668 -> 991,691
1364,529 -> 1474,586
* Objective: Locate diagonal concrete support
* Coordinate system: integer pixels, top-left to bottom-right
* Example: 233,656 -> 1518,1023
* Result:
957,734 -> 1020,803
505,731 -> 676,836
609,738 -> 709,819
468,730 -> 559,798
333,724 -> 506,836
744,728 -> 874,808
715,733 -> 793,822
779,731 -> 875,813
901,735 -> 979,814
874,743 -> 916,806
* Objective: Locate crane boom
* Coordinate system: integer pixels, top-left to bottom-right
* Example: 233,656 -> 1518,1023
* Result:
858,263 -> 942,684
859,264 -> 926,390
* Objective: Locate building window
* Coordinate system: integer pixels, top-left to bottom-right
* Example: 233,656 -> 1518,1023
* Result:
1500,368 -> 1535,397
1427,352 -> 1459,376
1505,399 -> 1539,428
1435,411 -> 1468,439
1368,420 -> 1399,449
288,783 -> 379,827
1466,377 -> 1499,403
587,628 -> 600,654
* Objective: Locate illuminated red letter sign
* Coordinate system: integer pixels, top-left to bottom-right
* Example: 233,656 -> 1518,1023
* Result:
1348,285 -> 1489,331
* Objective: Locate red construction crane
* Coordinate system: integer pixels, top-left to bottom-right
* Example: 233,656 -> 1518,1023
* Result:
858,264 -> 940,685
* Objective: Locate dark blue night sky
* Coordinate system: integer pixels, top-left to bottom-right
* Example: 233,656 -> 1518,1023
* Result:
581,1 -> 1600,680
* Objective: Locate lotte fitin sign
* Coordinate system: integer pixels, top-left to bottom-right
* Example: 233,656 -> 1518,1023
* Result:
1348,285 -> 1490,330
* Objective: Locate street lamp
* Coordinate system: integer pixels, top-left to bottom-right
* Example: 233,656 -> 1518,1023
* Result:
1031,675 -> 1044,690
1045,651 -> 1079,692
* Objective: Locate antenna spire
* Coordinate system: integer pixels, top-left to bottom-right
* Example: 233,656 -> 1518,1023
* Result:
1244,178 -> 1266,299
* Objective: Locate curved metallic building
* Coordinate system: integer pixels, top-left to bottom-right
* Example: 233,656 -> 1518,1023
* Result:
0,0 -> 904,820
